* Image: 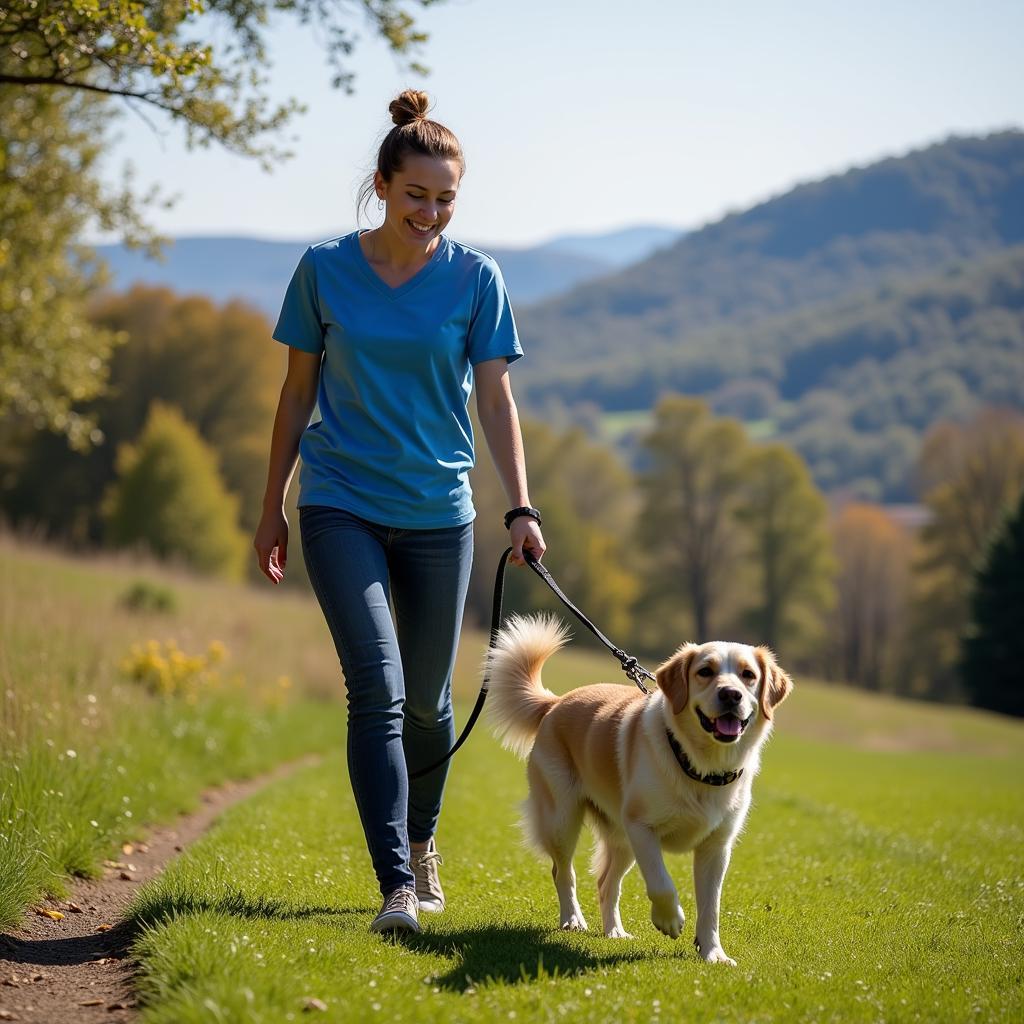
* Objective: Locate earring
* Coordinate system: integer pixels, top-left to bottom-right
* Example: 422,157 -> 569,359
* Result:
377,198 -> 384,211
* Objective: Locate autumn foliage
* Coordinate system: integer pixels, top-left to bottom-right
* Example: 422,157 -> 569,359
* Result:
103,402 -> 249,581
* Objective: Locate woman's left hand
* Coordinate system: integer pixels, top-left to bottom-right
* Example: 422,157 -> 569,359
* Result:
509,517 -> 546,567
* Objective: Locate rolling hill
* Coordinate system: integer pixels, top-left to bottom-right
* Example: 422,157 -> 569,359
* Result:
94,226 -> 684,315
514,131 -> 1024,499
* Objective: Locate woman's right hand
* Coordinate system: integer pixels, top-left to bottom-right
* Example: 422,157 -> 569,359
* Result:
253,507 -> 289,584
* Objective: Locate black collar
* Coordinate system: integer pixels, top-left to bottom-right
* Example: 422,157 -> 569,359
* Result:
665,730 -> 743,787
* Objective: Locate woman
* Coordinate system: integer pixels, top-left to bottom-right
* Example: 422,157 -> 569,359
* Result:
253,90 -> 545,935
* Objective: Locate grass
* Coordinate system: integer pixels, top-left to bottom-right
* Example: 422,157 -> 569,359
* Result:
125,692 -> 1024,1022
5,532 -> 1024,1020
0,533 -> 347,927
0,693 -> 344,928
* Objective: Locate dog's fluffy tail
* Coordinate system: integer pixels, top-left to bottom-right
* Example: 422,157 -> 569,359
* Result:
485,612 -> 570,759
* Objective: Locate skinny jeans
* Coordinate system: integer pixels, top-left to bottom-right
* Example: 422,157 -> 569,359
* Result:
299,504 -> 473,896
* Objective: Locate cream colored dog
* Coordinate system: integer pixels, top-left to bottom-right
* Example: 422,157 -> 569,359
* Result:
486,613 -> 792,965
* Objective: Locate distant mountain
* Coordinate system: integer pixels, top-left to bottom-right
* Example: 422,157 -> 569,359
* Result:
513,131 -> 1024,500
96,236 -> 300,321
537,225 -> 685,267
93,224 -> 682,315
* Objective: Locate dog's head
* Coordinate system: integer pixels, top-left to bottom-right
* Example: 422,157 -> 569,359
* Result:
656,641 -> 793,747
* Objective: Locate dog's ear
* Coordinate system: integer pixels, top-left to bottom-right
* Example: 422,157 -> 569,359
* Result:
656,644 -> 698,716
755,647 -> 793,720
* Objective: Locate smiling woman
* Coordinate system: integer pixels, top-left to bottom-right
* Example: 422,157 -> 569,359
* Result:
252,89 -> 546,939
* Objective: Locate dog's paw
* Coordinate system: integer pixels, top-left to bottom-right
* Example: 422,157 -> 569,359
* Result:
560,912 -> 588,932
649,895 -> 685,939
696,941 -> 737,966
604,925 -> 634,939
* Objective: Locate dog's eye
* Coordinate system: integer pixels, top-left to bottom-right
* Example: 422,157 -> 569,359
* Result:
696,667 -> 714,678
741,669 -> 756,681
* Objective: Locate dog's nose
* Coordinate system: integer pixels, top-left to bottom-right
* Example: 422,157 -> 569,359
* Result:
719,687 -> 743,707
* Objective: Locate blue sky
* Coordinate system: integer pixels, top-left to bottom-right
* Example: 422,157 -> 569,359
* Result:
94,0 -> 1024,248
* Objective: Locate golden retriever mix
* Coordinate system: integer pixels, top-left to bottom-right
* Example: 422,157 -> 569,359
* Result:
486,613 -> 792,965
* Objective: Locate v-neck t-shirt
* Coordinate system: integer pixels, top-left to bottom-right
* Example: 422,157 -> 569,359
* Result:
272,230 -> 523,529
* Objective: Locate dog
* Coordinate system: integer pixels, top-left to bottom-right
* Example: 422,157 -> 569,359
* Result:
485,613 -> 793,965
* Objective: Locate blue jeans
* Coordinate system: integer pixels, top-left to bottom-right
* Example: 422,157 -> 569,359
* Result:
299,504 -> 473,896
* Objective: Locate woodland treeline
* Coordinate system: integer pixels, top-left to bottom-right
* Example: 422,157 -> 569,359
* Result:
3,285 -> 1022,716
2,7 -> 1022,716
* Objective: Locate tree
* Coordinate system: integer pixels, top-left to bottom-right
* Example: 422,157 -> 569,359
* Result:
2,286 -> 283,541
829,503 -> 911,690
635,396 -> 749,644
467,417 -> 639,641
0,1 -> 439,162
103,402 -> 248,580
916,409 -> 1024,576
959,486 -> 1024,717
736,443 -> 834,656
0,86 -> 144,448
1,0 -> 441,443
88,286 -> 284,529
910,408 -> 1024,698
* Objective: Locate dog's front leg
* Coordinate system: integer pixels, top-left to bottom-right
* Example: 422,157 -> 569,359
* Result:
624,819 -> 684,939
693,834 -> 737,965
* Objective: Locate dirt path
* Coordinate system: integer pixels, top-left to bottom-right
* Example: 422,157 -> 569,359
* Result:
0,753 -> 322,1023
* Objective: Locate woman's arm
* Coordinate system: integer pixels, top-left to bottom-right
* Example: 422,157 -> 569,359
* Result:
475,358 -> 546,566
253,347 -> 322,582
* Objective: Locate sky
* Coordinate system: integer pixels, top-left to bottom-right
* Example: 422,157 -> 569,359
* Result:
92,0 -> 1024,249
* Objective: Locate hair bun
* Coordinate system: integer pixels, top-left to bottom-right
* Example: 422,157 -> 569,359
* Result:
389,89 -> 430,127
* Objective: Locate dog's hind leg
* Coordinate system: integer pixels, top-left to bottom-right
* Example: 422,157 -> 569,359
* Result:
592,827 -> 635,939
549,804 -> 588,932
525,754 -> 588,932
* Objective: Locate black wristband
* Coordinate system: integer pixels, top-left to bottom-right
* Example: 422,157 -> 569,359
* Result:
504,506 -> 542,531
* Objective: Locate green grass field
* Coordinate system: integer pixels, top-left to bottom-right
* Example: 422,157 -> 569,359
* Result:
0,534 -> 347,927
4,534 -> 1023,1021
125,695 -> 1024,1022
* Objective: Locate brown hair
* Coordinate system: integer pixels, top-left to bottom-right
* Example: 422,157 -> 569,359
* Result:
357,90 -> 465,221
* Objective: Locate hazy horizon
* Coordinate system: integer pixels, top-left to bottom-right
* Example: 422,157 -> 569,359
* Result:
88,0 -> 1024,249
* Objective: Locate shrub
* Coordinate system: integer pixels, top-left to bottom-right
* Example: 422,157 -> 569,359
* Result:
118,580 -> 178,613
103,402 -> 248,580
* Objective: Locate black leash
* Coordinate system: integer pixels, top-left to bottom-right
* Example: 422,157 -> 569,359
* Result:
520,548 -> 656,694
409,547 -> 655,779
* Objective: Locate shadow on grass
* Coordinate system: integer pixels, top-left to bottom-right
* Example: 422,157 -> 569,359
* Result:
126,888 -> 377,930
1,892 -> 377,973
405,924 -> 686,991
122,890 -> 691,992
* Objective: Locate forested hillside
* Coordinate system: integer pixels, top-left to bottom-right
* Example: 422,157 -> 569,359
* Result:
516,131 -> 1024,498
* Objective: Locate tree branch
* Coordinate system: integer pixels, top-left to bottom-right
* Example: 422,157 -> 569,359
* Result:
0,72 -> 187,118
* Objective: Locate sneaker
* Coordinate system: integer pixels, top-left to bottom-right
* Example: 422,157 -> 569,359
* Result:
411,837 -> 445,913
369,885 -> 420,934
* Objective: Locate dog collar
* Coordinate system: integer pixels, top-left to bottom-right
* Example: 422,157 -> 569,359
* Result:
665,730 -> 743,787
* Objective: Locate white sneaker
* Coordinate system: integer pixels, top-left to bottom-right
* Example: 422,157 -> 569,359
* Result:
411,838 -> 445,912
369,885 -> 420,934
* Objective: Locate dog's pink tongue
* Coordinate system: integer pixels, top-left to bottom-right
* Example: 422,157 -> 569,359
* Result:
715,716 -> 742,737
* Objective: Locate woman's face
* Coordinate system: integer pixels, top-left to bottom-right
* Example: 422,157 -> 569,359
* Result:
376,154 -> 461,249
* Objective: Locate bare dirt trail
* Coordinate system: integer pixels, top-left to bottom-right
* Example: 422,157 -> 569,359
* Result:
0,753 -> 322,1023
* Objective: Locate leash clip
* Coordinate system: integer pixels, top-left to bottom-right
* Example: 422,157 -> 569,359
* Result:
617,653 -> 654,694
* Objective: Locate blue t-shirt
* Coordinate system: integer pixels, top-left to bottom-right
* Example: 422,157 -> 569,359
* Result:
272,230 -> 523,528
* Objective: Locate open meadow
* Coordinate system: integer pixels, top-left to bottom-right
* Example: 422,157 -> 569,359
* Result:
2,535 -> 1023,1022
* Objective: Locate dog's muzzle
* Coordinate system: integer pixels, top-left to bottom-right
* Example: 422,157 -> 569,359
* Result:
696,708 -> 752,744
